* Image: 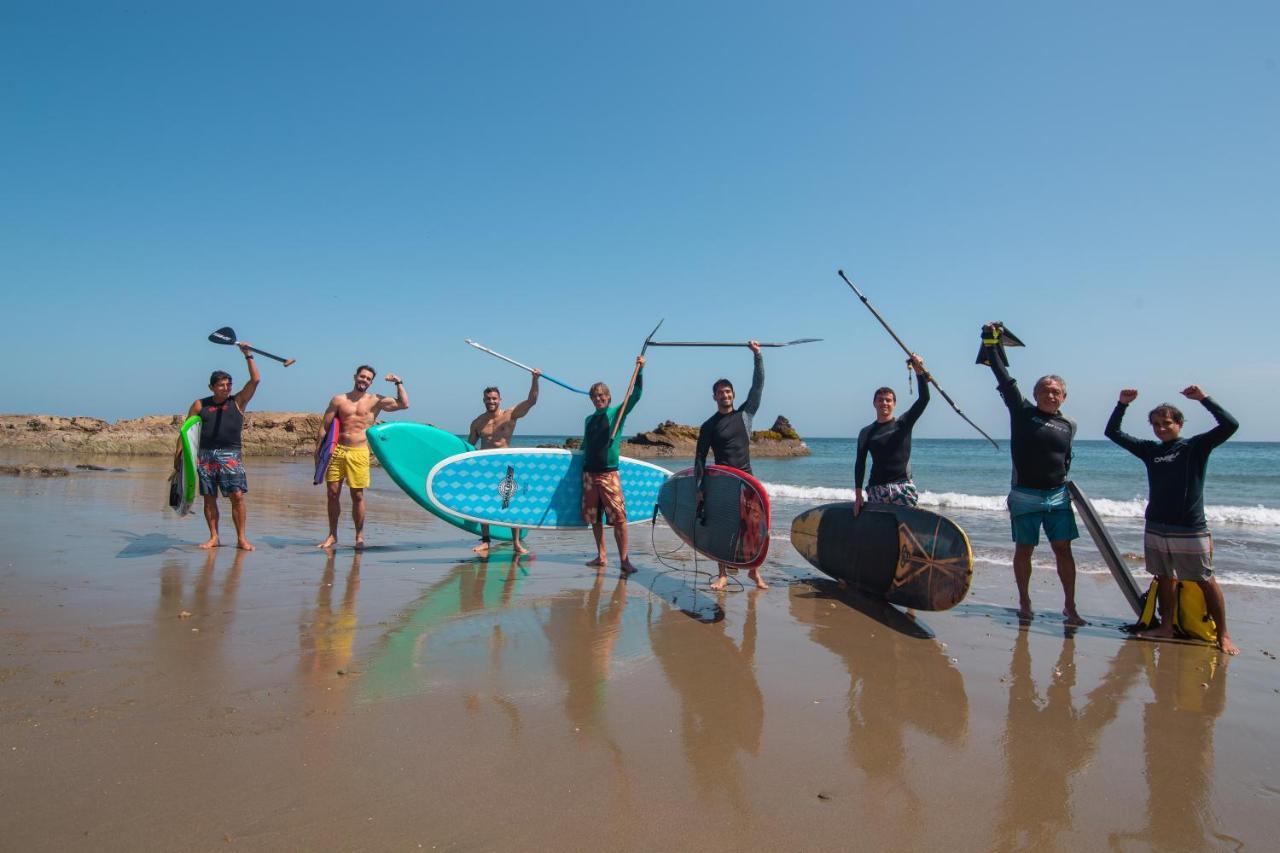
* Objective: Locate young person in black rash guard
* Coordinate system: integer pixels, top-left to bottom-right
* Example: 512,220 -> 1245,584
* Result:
855,354 -> 930,514
695,341 -> 768,591
980,324 -> 1083,626
1105,385 -> 1240,655
179,342 -> 260,551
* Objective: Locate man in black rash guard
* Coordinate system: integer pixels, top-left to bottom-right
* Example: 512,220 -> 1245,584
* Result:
695,341 -> 768,590
981,324 -> 1083,625
179,342 -> 260,551
1105,385 -> 1239,655
855,354 -> 930,514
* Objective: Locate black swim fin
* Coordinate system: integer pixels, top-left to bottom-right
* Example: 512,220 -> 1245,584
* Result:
975,322 -> 1026,367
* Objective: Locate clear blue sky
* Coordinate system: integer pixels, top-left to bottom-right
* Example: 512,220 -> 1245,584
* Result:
4,1 -> 1277,439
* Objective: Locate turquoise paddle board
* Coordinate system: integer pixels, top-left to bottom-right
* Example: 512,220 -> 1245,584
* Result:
366,423 -> 520,541
173,414 -> 201,516
426,448 -> 670,529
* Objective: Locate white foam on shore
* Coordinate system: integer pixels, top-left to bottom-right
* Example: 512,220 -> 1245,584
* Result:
761,482 -> 1280,527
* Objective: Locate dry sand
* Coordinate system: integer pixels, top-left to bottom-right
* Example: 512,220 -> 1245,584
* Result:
1,451 -> 1277,851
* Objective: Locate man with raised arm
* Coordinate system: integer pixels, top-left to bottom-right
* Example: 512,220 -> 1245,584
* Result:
1105,385 -> 1240,655
581,356 -> 645,575
855,354 -> 930,514
980,324 -> 1083,625
316,365 -> 410,550
695,341 -> 768,590
181,342 -> 260,551
467,370 -> 541,555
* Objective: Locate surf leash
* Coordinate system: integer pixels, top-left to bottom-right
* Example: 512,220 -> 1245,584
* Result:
609,319 -> 664,442
208,326 -> 296,366
646,338 -> 822,348
836,270 -> 999,450
463,339 -> 589,395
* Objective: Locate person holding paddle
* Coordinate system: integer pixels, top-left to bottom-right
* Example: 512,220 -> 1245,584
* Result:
467,370 -> 541,555
1105,386 -> 1240,655
855,354 -> 930,514
181,342 -> 260,551
581,356 -> 645,574
696,341 -> 768,590
980,324 -> 1083,626
316,365 -> 410,550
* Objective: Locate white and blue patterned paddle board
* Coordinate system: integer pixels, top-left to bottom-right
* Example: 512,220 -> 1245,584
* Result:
426,448 -> 670,529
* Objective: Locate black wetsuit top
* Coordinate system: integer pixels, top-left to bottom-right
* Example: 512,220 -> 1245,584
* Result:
855,381 -> 930,488
984,347 -> 1075,489
696,352 -> 763,482
198,395 -> 244,451
1104,398 -> 1238,529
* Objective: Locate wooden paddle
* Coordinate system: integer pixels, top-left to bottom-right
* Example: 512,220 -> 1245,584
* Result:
609,319 -> 663,441
208,327 -> 296,366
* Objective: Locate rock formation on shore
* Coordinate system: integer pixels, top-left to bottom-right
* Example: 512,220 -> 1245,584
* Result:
0,413 -> 810,459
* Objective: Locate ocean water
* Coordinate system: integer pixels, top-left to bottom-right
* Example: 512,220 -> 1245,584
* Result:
511,436 -> 1280,590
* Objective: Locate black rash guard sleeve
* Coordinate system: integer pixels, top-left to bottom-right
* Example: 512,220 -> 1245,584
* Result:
694,417 -> 712,489
854,424 -> 872,490
741,352 -> 764,417
1104,402 -> 1153,457
1194,397 -> 1239,451
898,379 -> 930,429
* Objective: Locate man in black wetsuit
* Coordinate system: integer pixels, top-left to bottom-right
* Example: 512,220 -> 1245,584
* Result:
180,342 -> 260,551
1105,385 -> 1239,655
855,354 -> 930,514
695,341 -> 768,590
980,324 -> 1083,625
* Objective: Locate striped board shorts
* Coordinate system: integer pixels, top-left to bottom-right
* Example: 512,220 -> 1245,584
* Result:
1144,523 -> 1213,581
866,480 -> 919,507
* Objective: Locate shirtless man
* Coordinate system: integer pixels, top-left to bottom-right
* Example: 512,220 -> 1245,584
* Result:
467,370 -> 540,555
316,365 -> 410,549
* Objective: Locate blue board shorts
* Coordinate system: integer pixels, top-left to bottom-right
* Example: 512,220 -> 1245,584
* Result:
1007,484 -> 1077,546
198,449 -> 248,497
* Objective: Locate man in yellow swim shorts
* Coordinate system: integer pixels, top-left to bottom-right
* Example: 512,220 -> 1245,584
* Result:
316,364 -> 410,549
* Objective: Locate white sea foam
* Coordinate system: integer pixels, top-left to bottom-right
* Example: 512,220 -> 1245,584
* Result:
761,482 -> 1280,527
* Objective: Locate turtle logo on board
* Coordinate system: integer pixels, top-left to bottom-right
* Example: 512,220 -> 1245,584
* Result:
497,465 -> 520,509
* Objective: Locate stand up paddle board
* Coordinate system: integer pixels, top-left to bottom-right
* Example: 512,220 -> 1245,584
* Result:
1067,481 -> 1144,616
426,448 -> 670,529
790,503 -> 973,611
171,415 -> 201,516
314,418 -> 339,485
367,423 -> 521,542
656,465 -> 771,568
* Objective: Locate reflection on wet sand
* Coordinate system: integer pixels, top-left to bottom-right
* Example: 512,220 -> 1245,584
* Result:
994,631 -> 1143,851
298,550 -> 362,684
154,548 -> 246,697
789,584 -> 968,845
543,573 -> 632,792
650,588 -> 764,813
1112,643 -> 1233,850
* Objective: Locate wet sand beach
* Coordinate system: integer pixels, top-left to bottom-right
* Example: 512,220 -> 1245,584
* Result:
2,454 -> 1277,851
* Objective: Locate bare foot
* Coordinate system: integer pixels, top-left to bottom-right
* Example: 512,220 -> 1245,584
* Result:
748,568 -> 769,590
586,556 -> 607,568
1218,634 -> 1240,656
354,538 -> 365,551
472,540 -> 491,554
1063,610 -> 1086,627
317,535 -> 337,549
236,539 -> 255,551
709,576 -> 728,591
1137,625 -> 1176,641
513,541 -> 529,555
1016,606 -> 1034,622
199,537 -> 220,550
619,559 -> 637,575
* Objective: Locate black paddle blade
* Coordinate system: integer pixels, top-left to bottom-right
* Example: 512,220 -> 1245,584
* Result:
208,326 -> 237,346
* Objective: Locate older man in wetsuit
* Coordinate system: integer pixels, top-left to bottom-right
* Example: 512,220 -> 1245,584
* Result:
695,341 -> 768,590
181,341 -> 260,551
467,370 -> 540,555
981,324 -> 1083,625
316,365 -> 410,550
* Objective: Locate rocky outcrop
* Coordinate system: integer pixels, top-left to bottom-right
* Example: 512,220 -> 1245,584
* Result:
618,417 -> 809,458
0,413 -> 323,456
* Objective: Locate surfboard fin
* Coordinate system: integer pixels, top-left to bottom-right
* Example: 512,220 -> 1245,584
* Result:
975,322 -> 1026,367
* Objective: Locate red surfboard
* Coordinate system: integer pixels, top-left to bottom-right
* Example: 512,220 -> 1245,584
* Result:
656,465 -> 771,568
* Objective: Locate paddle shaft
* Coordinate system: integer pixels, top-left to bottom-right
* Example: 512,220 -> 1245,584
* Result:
647,338 -> 820,348
609,319 -> 663,442
836,270 -> 998,449
464,340 -> 588,395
